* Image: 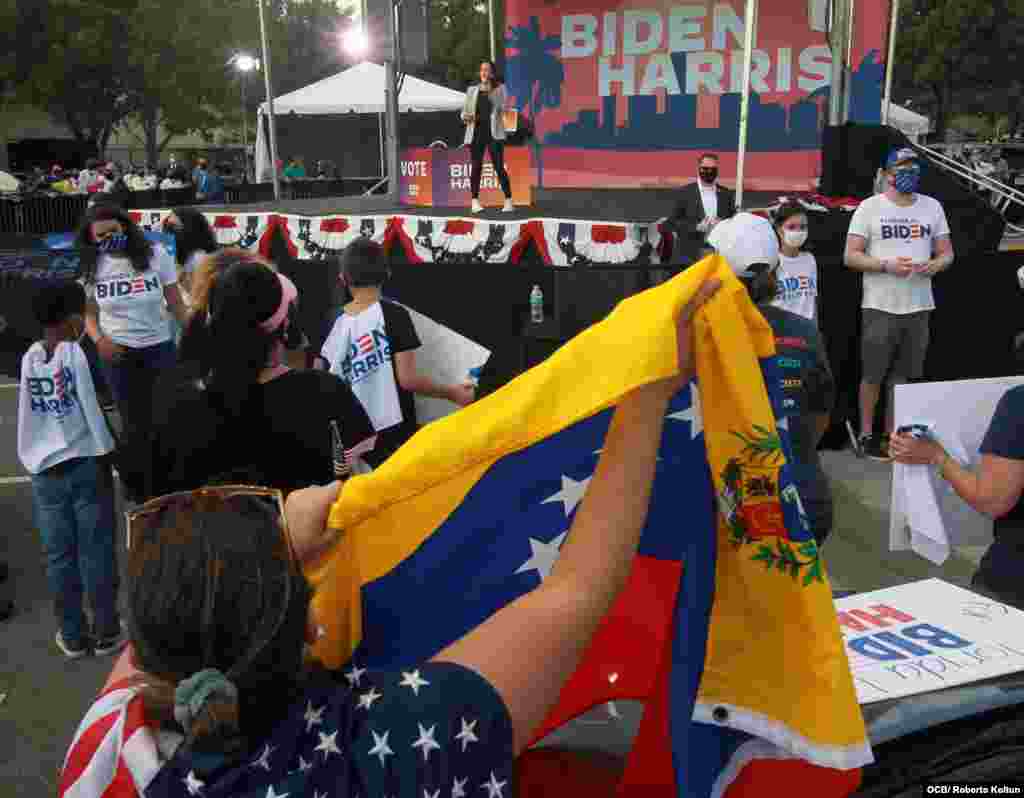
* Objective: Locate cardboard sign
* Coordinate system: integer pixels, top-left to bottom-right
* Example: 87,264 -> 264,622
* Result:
836,579 -> 1024,704
396,303 -> 491,425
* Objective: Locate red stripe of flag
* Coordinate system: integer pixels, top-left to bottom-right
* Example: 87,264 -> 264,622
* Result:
59,709 -> 121,793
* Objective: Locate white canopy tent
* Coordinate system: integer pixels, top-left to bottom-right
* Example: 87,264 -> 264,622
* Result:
254,61 -> 466,181
885,102 -> 931,142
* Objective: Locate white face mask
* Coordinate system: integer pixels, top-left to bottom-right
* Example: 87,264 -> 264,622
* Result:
782,229 -> 808,248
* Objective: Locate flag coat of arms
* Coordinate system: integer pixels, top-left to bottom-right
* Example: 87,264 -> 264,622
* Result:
304,255 -> 872,796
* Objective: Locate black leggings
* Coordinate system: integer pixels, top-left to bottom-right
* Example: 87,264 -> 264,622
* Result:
470,136 -> 512,199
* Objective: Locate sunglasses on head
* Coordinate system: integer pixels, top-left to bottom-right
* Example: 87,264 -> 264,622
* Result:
125,485 -> 299,674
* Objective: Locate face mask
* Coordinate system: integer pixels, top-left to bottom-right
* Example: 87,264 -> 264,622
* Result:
783,229 -> 808,248
699,168 -> 718,183
98,233 -> 128,252
892,164 -> 921,194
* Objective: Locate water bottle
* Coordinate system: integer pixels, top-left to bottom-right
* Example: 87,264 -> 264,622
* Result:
530,285 -> 544,323
331,420 -> 350,478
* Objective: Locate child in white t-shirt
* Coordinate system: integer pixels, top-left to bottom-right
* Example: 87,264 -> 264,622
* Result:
17,281 -> 124,660
771,202 -> 820,324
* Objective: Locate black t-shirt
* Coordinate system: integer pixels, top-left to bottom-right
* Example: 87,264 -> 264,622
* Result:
474,88 -> 493,142
378,300 -> 422,451
143,367 -> 375,498
974,385 -> 1024,599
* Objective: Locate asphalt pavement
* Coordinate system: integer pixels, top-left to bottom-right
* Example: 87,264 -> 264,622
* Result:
0,374 -> 988,793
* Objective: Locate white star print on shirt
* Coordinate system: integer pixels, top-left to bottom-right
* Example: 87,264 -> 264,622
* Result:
399,669 -> 430,695
292,755 -> 313,773
304,701 -> 325,733
541,475 -> 591,517
452,776 -> 469,798
314,729 -> 342,759
454,717 -> 479,752
411,723 -> 441,761
424,789 -> 441,798
265,787 -> 289,798
314,791 -> 329,798
483,772 -> 507,798
514,532 -> 567,582
369,729 -> 395,766
358,686 -> 383,710
183,770 -> 204,796
344,664 -> 367,688
252,744 -> 275,771
667,383 -> 703,439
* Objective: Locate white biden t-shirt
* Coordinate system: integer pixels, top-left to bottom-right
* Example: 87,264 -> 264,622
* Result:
847,193 -> 951,315
84,246 -> 178,348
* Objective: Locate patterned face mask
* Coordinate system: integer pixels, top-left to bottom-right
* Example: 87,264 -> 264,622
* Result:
893,164 -> 921,194
98,233 -> 129,252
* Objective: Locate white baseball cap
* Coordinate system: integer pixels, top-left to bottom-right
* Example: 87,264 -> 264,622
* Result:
706,212 -> 780,277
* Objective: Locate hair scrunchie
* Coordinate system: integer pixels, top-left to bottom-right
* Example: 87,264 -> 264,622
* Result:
173,668 -> 238,729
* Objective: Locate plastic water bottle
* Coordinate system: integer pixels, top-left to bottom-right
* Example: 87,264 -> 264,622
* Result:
530,285 -> 544,323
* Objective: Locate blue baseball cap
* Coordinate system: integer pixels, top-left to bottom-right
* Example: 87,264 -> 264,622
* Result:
885,147 -> 919,169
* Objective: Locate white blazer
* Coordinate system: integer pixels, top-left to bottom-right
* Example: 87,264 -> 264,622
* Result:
462,83 -> 508,145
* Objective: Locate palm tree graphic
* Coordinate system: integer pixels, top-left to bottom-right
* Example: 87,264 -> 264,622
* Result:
505,16 -> 565,189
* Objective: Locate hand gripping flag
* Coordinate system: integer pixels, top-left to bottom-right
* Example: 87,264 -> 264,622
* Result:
303,255 -> 873,797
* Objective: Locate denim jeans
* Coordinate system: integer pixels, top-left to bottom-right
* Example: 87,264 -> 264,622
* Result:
101,339 -> 177,448
32,457 -> 119,644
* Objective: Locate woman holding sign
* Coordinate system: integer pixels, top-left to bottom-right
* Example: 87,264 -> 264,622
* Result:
462,60 -> 514,214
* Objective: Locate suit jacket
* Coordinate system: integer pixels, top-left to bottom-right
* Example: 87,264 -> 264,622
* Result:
462,83 -> 509,145
669,182 -> 737,262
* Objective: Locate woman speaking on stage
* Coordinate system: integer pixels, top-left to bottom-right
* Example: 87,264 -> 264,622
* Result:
462,60 -> 514,214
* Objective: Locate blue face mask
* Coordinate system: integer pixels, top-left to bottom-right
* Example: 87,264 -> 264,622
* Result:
98,233 -> 128,252
893,164 -> 921,194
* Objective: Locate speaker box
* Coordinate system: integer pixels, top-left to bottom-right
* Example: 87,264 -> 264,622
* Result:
365,0 -> 431,68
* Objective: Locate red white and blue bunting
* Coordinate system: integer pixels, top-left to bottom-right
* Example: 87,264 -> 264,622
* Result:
130,209 -> 666,267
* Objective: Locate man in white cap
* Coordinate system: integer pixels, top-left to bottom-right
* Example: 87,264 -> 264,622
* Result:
708,213 -> 836,546
844,147 -> 954,461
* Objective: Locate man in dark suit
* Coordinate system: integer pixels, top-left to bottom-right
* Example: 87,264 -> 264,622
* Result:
668,153 -> 737,265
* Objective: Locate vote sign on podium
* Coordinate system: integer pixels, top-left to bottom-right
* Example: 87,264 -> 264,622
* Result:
399,147 -> 534,208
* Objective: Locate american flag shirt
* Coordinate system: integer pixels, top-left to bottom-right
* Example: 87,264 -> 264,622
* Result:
60,663 -> 513,798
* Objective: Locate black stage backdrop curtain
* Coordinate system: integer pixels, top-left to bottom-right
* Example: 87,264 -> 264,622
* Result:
270,111 -> 464,177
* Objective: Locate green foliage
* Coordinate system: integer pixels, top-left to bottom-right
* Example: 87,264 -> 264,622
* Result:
894,0 -> 1024,138
423,0 -> 494,90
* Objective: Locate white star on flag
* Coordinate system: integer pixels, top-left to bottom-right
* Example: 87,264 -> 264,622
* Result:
411,723 -> 442,761
252,744 -> 275,771
559,236 -> 571,245
778,416 -> 789,431
515,532 -> 567,582
314,729 -> 342,759
399,669 -> 430,695
542,475 -> 591,517
292,755 -> 313,773
314,792 -> 329,798
455,717 -> 479,752
183,770 -> 204,796
358,686 -> 383,710
369,729 -> 395,766
667,383 -> 703,439
483,772 -> 507,798
452,776 -> 469,798
304,701 -> 325,732
265,787 -> 289,798
345,663 -> 367,687
424,789 -> 441,798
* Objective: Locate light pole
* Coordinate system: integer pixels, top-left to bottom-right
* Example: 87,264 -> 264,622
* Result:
232,54 -> 259,181
257,0 -> 282,200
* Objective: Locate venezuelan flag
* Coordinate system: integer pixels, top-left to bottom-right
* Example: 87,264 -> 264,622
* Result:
303,255 -> 872,796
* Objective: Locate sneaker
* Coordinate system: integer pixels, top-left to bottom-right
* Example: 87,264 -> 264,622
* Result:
502,199 -> 515,213
100,397 -> 117,413
471,199 -> 483,214
94,622 -> 128,656
862,433 -> 891,462
55,631 -> 90,660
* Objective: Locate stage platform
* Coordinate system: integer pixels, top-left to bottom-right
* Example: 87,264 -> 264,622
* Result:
200,187 -> 784,224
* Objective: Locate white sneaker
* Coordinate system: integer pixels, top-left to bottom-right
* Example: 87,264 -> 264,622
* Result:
502,199 -> 514,213
471,199 -> 483,214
